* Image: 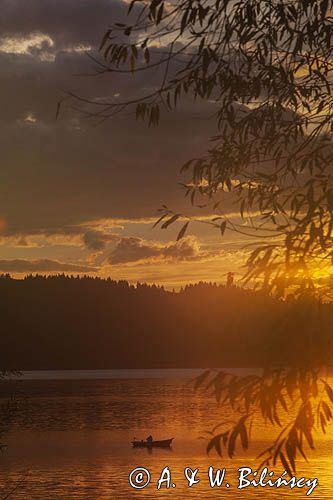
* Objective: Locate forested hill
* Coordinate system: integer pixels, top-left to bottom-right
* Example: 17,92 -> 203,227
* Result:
0,274 -> 332,370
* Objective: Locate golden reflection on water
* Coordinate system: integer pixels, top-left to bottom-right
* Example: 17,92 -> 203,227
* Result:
0,375 -> 332,499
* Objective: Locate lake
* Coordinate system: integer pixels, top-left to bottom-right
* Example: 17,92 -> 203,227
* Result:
0,370 -> 332,499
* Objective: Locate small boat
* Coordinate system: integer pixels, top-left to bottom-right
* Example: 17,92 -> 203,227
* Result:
132,438 -> 174,448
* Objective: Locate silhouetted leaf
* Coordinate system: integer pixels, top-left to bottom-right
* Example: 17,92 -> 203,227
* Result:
177,221 -> 190,241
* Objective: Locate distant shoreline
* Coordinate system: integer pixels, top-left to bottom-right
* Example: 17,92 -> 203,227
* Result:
5,368 -> 263,381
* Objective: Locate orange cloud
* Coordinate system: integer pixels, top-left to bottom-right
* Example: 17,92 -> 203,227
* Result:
108,236 -> 203,265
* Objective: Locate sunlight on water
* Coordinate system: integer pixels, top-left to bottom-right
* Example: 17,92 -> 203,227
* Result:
0,372 -> 332,499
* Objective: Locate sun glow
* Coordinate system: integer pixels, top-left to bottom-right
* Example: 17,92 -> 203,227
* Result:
311,265 -> 333,281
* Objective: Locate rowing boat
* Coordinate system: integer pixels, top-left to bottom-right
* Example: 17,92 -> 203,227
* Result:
132,438 -> 174,448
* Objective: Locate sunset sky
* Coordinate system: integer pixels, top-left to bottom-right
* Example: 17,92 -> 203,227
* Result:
0,0 -> 255,288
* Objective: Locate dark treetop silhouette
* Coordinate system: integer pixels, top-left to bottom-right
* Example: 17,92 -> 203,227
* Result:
0,273 -> 332,370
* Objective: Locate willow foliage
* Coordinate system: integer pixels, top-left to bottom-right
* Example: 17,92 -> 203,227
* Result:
93,0 -> 333,299
78,0 -> 333,472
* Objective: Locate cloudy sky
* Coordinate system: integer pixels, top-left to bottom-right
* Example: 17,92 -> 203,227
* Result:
0,0 -> 251,288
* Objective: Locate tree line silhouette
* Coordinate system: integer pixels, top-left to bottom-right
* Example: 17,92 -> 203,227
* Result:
0,274 -> 332,370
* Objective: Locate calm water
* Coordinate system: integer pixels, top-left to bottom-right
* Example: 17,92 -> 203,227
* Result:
0,370 -> 332,499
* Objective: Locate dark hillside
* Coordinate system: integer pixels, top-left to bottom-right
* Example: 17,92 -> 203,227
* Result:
0,275 -> 332,369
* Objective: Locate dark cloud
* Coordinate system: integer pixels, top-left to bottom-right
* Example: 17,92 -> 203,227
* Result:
0,0 -> 131,50
82,229 -> 115,250
0,91 -> 215,234
1,224 -> 120,251
2,225 -> 81,237
109,236 -> 203,264
0,258 -> 97,273
0,0 -> 218,245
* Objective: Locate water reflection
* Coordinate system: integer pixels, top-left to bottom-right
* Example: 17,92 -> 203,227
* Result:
0,375 -> 332,499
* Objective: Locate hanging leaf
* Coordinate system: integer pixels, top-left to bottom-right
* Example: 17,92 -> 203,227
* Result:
177,221 -> 190,240
220,221 -> 227,236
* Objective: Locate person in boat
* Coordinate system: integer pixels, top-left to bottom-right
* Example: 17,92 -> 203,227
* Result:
146,435 -> 153,443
